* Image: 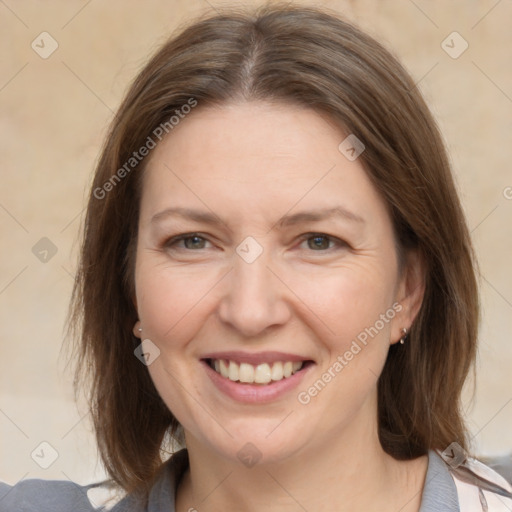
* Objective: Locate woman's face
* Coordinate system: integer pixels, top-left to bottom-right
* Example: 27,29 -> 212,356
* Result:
133,102 -> 421,465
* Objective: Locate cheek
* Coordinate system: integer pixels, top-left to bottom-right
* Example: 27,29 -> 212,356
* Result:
294,270 -> 396,424
292,262 -> 397,398
291,260 -> 397,343
134,258 -> 223,350
134,262 -> 219,426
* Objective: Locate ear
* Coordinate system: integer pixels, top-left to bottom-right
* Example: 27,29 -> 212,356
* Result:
391,249 -> 425,344
133,319 -> 142,339
131,291 -> 141,337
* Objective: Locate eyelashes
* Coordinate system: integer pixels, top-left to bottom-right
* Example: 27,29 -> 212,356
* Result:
165,233 -> 212,250
163,232 -> 348,253
304,234 -> 342,251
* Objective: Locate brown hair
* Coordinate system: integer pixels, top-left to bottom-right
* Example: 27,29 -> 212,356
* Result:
69,2 -> 479,498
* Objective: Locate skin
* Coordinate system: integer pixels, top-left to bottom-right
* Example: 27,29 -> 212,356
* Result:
132,102 -> 427,512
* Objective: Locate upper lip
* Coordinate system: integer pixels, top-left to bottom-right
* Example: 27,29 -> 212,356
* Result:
201,351 -> 313,365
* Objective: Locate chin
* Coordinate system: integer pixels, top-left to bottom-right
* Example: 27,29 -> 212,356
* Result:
186,420 -> 309,467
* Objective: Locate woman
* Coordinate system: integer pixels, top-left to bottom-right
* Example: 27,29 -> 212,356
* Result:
1,4 -> 511,511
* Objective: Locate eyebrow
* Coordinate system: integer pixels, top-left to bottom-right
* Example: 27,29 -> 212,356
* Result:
151,207 -> 223,225
277,207 -> 365,227
150,206 -> 365,228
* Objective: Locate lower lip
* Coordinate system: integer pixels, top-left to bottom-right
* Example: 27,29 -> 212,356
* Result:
202,361 -> 313,404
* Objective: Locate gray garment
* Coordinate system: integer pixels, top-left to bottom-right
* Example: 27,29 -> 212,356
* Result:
420,450 -> 459,512
0,449 -> 458,511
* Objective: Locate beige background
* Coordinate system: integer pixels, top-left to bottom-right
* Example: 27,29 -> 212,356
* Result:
0,0 -> 511,486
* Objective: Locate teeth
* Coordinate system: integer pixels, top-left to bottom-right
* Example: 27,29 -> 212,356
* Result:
271,362 -> 284,381
211,359 -> 304,384
254,363 -> 272,384
239,363 -> 254,383
219,359 -> 229,378
228,361 -> 239,382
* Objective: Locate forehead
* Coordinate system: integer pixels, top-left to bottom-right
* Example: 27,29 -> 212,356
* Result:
148,101 -> 345,176
139,101 -> 389,227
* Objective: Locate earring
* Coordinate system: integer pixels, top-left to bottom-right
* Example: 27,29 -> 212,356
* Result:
133,321 -> 143,338
399,327 -> 408,345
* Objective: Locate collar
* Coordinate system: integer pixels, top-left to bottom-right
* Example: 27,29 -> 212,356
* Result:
140,449 -> 459,512
419,450 -> 459,511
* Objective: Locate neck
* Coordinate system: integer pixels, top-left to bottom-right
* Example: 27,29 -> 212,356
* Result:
175,414 -> 427,512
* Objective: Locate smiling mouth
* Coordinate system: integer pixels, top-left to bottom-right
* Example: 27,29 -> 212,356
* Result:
204,358 -> 313,385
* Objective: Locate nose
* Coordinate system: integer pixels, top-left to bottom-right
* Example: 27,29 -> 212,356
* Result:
217,249 -> 291,338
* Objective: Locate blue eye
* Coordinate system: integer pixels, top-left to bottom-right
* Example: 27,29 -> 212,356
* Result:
166,233 -> 210,250
301,234 -> 344,251
307,235 -> 331,250
164,232 -> 346,253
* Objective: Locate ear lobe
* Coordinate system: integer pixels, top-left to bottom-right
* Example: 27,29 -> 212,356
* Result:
133,319 -> 142,338
131,291 -> 141,337
393,249 -> 426,342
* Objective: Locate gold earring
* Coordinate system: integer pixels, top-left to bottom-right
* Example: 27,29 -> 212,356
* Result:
399,327 -> 408,345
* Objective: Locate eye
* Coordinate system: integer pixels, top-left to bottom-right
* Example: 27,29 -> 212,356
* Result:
165,233 -> 212,250
299,233 -> 346,251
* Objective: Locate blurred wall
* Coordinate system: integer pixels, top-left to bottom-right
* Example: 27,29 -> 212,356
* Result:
1,0 -> 511,485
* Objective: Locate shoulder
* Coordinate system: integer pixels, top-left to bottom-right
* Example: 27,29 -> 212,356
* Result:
426,449 -> 512,512
450,457 -> 512,511
0,477 -> 151,512
0,478 -> 105,512
0,449 -> 189,512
